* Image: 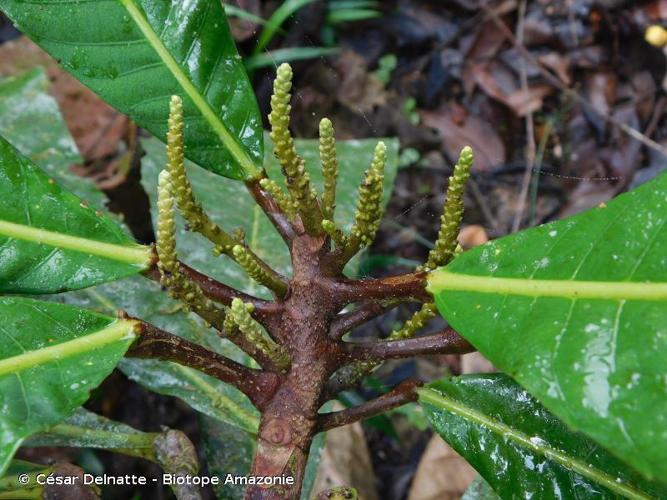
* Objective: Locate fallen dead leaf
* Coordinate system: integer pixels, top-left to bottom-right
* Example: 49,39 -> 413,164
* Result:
420,104 -> 506,171
312,404 -> 379,500
457,225 -> 489,249
408,436 -> 476,500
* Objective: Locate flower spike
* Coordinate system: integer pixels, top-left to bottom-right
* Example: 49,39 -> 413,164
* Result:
269,63 -> 322,233
156,170 -> 226,325
342,141 -> 387,260
319,117 -> 338,220
422,146 -> 474,271
232,245 -> 288,297
166,95 -> 239,256
229,299 -> 290,372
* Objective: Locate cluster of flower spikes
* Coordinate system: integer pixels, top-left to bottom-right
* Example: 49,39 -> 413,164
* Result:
154,62 -> 474,380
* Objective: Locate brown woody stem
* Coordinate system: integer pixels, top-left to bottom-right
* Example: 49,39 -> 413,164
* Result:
144,261 -> 282,328
317,380 -> 421,432
329,301 -> 394,340
333,272 -> 430,304
342,327 -> 474,361
246,177 -> 297,243
128,322 -> 280,408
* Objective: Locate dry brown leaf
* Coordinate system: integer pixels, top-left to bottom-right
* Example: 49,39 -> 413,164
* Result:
461,352 -> 496,374
408,436 -> 476,500
335,50 -> 387,113
420,105 -> 505,171
312,404 -> 378,500
0,36 -> 125,162
457,225 -> 489,249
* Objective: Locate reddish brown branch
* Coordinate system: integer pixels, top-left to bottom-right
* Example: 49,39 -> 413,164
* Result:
143,261 -> 282,327
317,380 -> 422,432
333,272 -> 430,304
246,177 -> 297,243
342,327 -> 474,361
128,322 -> 280,408
329,301 -> 394,340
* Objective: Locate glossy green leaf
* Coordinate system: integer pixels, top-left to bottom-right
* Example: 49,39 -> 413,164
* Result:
461,477 -> 500,500
25,408 -> 158,459
0,136 -> 152,293
428,173 -> 667,480
0,297 -> 137,475
244,47 -> 338,71
1,0 -> 263,180
0,68 -> 106,209
52,276 -> 259,435
420,375 -> 667,499
141,134 -> 399,297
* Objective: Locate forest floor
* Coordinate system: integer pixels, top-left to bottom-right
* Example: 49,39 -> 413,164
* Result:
2,0 -> 667,498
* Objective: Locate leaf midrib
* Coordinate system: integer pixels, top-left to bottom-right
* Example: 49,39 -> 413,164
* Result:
119,0 -> 259,178
0,320 -> 137,377
418,387 -> 651,500
0,219 -> 152,266
428,270 -> 667,301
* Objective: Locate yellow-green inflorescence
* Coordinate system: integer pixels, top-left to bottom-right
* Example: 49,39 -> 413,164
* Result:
229,298 -> 290,371
388,302 -> 437,341
232,245 -> 287,297
319,117 -> 338,221
165,96 -> 239,256
343,141 -> 387,258
269,63 -> 322,233
259,178 -> 297,220
156,170 -> 225,326
422,146 -> 474,271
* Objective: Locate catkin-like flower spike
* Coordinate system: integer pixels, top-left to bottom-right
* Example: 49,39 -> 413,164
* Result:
232,245 -> 288,297
156,170 -> 226,326
166,96 -> 238,256
230,299 -> 290,371
388,303 -> 437,341
319,118 -> 338,220
321,219 -> 347,248
343,141 -> 387,260
259,178 -> 297,220
422,146 -> 474,271
269,64 -> 322,233
334,303 -> 437,390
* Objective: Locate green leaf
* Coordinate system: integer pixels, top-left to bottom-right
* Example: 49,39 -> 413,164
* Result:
0,136 -> 152,294
428,173 -> 667,480
25,408 -> 158,460
244,47 -> 339,71
51,276 -> 260,435
419,375 -> 667,499
0,297 -> 137,475
1,0 -> 263,180
141,134 -> 399,297
0,68 -> 106,209
461,477 -> 500,500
